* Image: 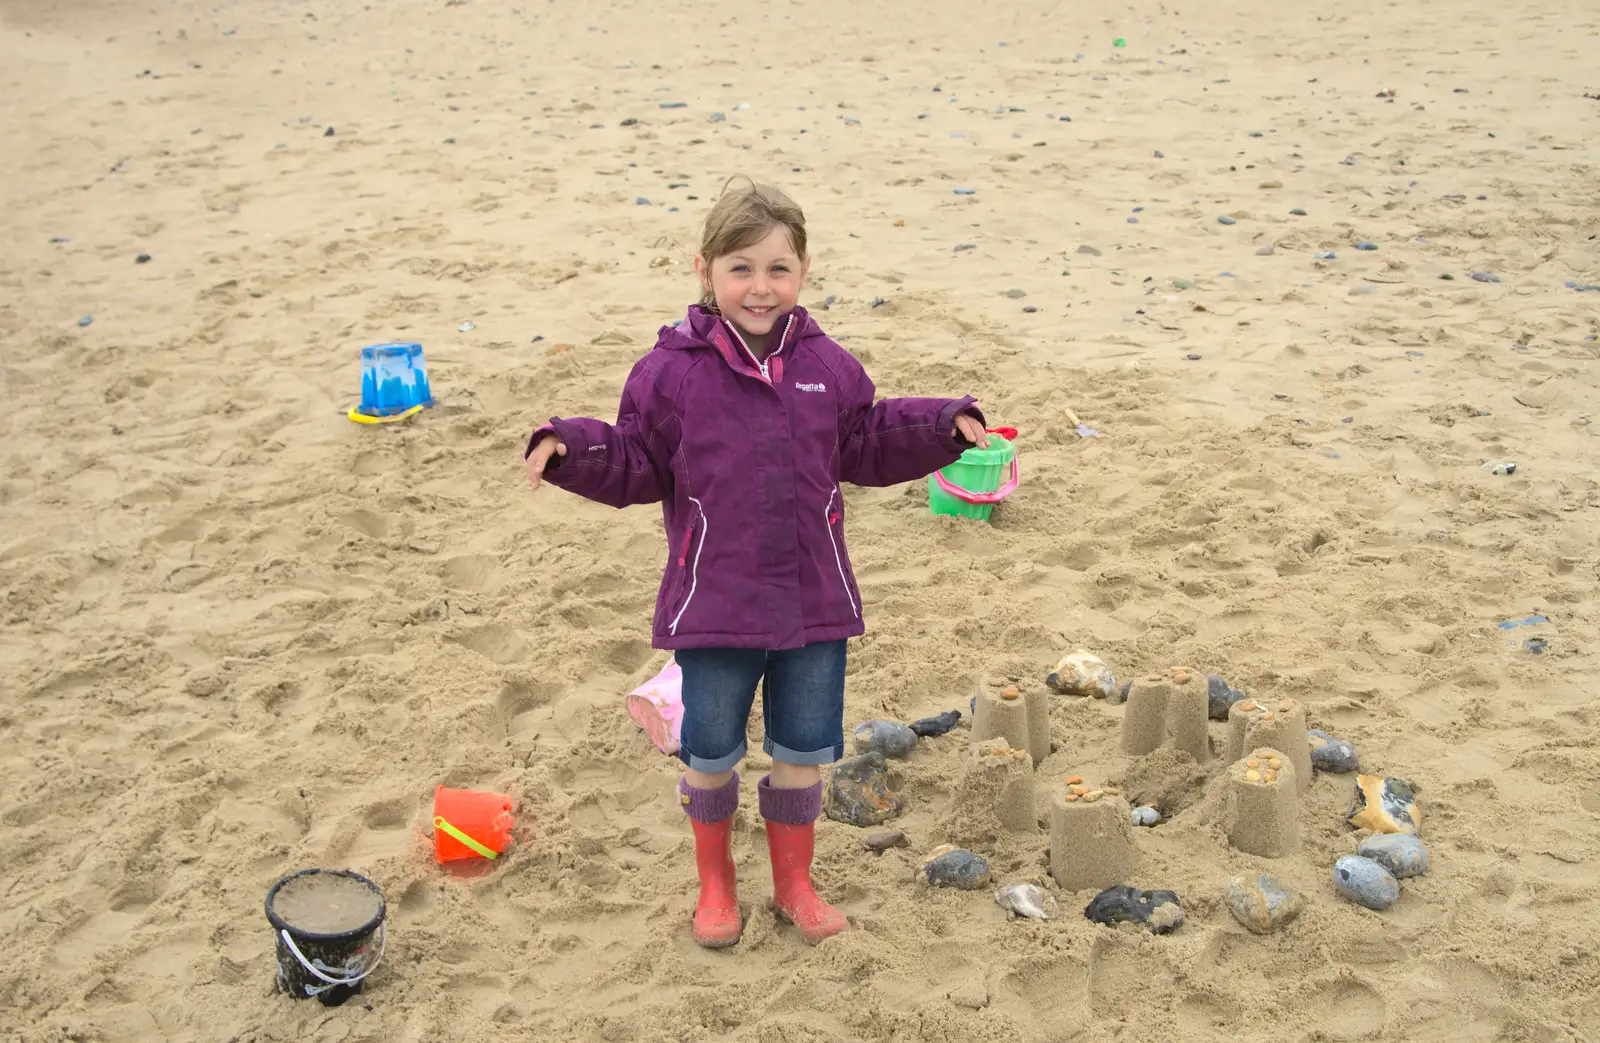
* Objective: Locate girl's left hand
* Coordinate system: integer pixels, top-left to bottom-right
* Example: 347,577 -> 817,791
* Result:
954,408 -> 990,448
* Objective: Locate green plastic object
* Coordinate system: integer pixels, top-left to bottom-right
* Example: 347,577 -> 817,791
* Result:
1113,37 -> 1128,47
928,433 -> 1018,521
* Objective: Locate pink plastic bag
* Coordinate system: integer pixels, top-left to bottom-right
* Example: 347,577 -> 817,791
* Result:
626,658 -> 683,755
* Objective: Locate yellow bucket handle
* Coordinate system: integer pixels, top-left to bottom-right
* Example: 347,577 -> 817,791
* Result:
434,815 -> 499,860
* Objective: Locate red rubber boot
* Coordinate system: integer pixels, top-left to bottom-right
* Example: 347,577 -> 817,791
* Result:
759,777 -> 850,944
680,774 -> 742,948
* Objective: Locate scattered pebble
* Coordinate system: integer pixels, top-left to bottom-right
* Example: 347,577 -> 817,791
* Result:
909,710 -> 962,737
1185,353 -> 1201,361
1206,674 -> 1247,720
659,101 -> 688,109
1217,215 -> 1237,225
620,118 -> 639,127
1083,885 -> 1185,935
324,126 -> 335,137
1127,216 -> 1139,223
1003,288 -> 1026,299
710,112 -> 726,122
1316,250 -> 1337,260
953,188 -> 977,195
1256,245 -> 1276,256
1524,637 -> 1549,654
853,720 -> 918,760
870,297 -> 886,308
76,315 -> 94,328
1153,150 -> 1164,158
1333,855 -> 1400,910
861,829 -> 908,855
825,751 -> 904,826
994,882 -> 1058,920
135,253 -> 152,264
1131,806 -> 1161,827
1481,459 -> 1517,476
1355,241 -> 1378,251
954,243 -> 977,252
1470,272 -> 1500,283
1022,305 -> 1038,313
636,197 -> 651,206
1224,873 -> 1305,934
1045,650 -> 1117,699
1289,208 -> 1307,216
458,321 -> 476,332
1347,775 -> 1420,835
1172,278 -> 1195,290
919,846 -> 991,890
1567,282 -> 1600,292
1308,729 -> 1359,773
1358,834 -> 1430,879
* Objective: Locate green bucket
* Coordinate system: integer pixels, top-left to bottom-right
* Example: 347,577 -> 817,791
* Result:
928,432 -> 1019,521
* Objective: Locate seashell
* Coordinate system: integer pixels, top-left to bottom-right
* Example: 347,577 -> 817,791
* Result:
1358,834 -> 1430,878
861,829 -> 909,855
994,882 -> 1059,920
909,710 -> 963,737
1045,650 -> 1118,699
1346,775 -> 1419,834
1083,884 -> 1185,935
824,752 -> 905,827
1333,855 -> 1400,910
853,720 -> 918,759
1224,873 -> 1304,934
919,848 -> 992,890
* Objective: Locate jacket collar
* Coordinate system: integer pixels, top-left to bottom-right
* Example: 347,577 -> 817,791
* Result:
657,304 -> 818,382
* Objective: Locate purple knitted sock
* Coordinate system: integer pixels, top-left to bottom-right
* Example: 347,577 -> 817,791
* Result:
679,773 -> 740,824
757,776 -> 822,825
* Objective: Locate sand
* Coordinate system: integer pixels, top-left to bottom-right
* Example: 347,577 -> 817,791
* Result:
2,0 -> 1598,1040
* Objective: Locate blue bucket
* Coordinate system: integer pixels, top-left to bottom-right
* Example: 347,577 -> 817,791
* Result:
358,343 -> 433,417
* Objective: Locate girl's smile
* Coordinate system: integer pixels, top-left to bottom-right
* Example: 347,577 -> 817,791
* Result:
695,226 -> 810,354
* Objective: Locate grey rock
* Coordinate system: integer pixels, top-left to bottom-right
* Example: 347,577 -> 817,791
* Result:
1256,245 -> 1276,256
919,847 -> 991,890
1083,885 -> 1185,934
1332,855 -> 1400,910
1217,215 -> 1237,225
909,710 -> 962,737
862,829 -> 908,854
1206,674 -> 1247,720
1355,241 -> 1378,251
1316,250 -> 1337,260
77,315 -> 94,327
1470,271 -> 1500,283
1131,806 -> 1161,827
1358,834 -> 1430,879
853,720 -> 918,759
1224,873 -> 1305,934
1308,729 -> 1359,773
825,752 -> 904,827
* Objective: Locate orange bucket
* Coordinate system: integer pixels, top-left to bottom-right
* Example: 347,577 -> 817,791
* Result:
432,787 -> 514,863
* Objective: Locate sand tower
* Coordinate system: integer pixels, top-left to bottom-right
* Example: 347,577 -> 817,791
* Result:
1223,748 -> 1301,857
1048,777 -> 1138,893
1226,698 -> 1311,791
1120,668 -> 1211,762
972,684 -> 1051,766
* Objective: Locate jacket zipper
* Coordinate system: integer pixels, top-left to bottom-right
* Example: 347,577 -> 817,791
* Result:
723,314 -> 793,385
824,489 -> 860,619
669,497 -> 707,635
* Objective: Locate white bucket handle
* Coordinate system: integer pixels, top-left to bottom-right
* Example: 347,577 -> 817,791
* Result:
280,921 -> 386,997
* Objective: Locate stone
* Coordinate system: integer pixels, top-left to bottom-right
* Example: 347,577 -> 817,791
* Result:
1045,650 -> 1117,698
1332,855 -> 1400,910
1358,834 -> 1430,878
1083,885 -> 1185,934
824,752 -> 904,826
1255,245 -> 1275,256
908,710 -> 962,737
919,846 -> 991,890
1224,873 -> 1305,934
1308,729 -> 1359,773
1206,674 -> 1247,720
1346,775 -> 1420,834
1217,215 -> 1237,225
1131,806 -> 1160,827
862,829 -> 908,854
1355,241 -> 1378,250
853,720 -> 918,759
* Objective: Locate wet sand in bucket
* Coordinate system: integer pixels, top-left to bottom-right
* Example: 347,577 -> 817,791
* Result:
271,872 -> 383,935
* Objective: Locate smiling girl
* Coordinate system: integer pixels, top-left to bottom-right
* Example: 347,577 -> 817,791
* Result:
524,178 -> 987,949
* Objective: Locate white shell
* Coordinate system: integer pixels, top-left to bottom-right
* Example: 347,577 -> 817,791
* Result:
994,882 -> 1059,921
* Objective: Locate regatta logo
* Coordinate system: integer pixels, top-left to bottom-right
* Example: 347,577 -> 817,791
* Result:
793,381 -> 827,393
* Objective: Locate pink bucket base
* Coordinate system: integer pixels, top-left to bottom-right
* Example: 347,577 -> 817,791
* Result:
626,659 -> 684,755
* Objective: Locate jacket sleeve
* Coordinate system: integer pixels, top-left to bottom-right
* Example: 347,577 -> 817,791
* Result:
837,363 -> 984,488
525,358 -> 672,508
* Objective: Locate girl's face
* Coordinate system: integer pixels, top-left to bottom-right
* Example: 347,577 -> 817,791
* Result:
695,225 -> 809,342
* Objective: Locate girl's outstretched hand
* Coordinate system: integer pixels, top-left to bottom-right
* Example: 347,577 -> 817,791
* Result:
953,407 -> 990,449
525,433 -> 567,491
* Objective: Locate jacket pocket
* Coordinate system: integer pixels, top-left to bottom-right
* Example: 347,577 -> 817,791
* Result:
824,489 -> 860,619
668,498 -> 706,635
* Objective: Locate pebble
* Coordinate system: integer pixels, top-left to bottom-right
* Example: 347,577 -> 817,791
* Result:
1083,885 -> 1185,935
1224,873 -> 1305,934
1131,806 -> 1161,827
1358,834 -> 1430,879
1153,150 -> 1164,158
1205,674 -> 1246,720
1217,215 -> 1237,225
1482,460 -> 1517,476
1355,241 -> 1378,251
825,751 -> 905,826
1045,650 -> 1118,699
710,112 -> 726,122
458,321 -> 476,332
1255,245 -> 1276,256
909,710 -> 962,737
919,846 -> 991,890
853,720 -> 918,760
1316,250 -> 1337,260
870,297 -> 886,308
1127,216 -> 1139,223
76,315 -> 94,328
1332,855 -> 1400,910
1567,282 -> 1600,292
1289,208 -> 1307,216
953,188 -> 977,195
1185,353 -> 1202,361
1470,272 -> 1500,283
955,243 -> 977,252
1003,288 -> 1026,299
1172,278 -> 1195,290
1347,775 -> 1420,834
861,829 -> 909,855
324,126 -> 335,137
1307,729 -> 1359,773
135,253 -> 152,264
636,197 -> 651,206
1022,305 -> 1038,313
1077,245 -> 1101,256
994,882 -> 1059,920
659,101 -> 688,109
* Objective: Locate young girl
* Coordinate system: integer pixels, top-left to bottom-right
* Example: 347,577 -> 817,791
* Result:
524,179 -> 988,948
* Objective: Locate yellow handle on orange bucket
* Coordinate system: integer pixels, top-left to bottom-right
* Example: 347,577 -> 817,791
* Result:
434,815 -> 499,859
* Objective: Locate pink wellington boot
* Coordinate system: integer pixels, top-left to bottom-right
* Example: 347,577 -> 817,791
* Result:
680,774 -> 742,948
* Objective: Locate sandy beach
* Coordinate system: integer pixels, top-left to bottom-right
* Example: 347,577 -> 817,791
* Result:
2,0 -> 1598,1040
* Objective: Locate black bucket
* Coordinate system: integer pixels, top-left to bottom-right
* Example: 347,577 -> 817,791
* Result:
265,869 -> 387,1006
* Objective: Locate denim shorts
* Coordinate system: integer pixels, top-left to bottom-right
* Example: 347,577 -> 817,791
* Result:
675,640 -> 847,773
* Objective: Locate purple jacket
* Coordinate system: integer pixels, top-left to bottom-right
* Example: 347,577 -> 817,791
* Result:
528,305 -> 981,650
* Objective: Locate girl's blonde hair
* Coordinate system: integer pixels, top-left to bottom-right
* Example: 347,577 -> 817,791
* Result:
698,177 -> 807,311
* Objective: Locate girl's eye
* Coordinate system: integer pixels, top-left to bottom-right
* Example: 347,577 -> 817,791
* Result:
731,265 -> 751,273
771,266 -> 790,274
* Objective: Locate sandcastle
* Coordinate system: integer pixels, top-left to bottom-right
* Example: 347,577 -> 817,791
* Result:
1222,748 -> 1300,857
1119,668 -> 1211,762
1048,776 -> 1137,892
1225,697 -> 1311,791
956,738 -> 1038,834
971,683 -> 1050,766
